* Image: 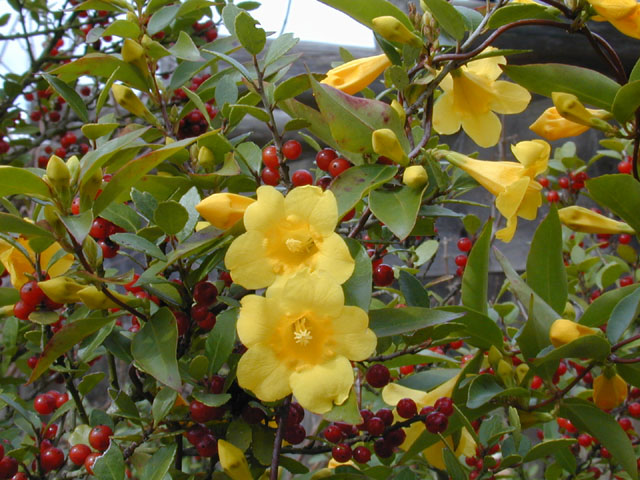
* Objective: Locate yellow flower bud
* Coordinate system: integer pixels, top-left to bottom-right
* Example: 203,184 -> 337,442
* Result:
552,92 -> 610,129
66,155 -> 80,185
497,359 -> 515,387
121,38 -> 148,75
217,440 -> 252,480
45,155 -> 71,190
586,0 -> 640,40
77,285 -> 131,310
515,363 -> 530,385
402,165 -> 428,188
197,146 -> 215,170
549,318 -> 599,348
529,107 -> 608,141
111,84 -> 159,126
321,54 -> 392,95
38,277 -> 84,304
195,193 -> 255,230
390,99 -> 406,125
372,128 -> 408,166
558,206 -> 635,235
371,16 -> 423,48
593,372 -> 627,410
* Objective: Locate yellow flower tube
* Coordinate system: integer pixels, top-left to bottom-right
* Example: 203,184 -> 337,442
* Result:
321,54 -> 392,95
587,0 -> 640,39
530,107 -> 591,141
558,206 -> 635,235
593,372 -> 628,410
217,440 -> 252,480
549,319 -> 600,348
195,193 -> 255,230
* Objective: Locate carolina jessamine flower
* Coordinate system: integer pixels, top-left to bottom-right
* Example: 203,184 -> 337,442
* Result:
195,192 -> 255,230
224,185 -> 354,289
321,54 -> 392,95
0,237 -> 74,289
236,270 -> 376,414
558,206 -> 635,235
439,139 -> 550,242
587,0 -> 640,39
432,48 -> 531,148
382,374 -> 475,469
217,440 -> 252,480
530,107 -> 592,141
549,319 -> 599,348
593,372 -> 628,410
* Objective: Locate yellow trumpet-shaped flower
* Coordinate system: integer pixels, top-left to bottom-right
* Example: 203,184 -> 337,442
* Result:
530,107 -> 592,141
382,374 -> 475,469
439,139 -> 550,242
432,48 -> 531,148
549,319 -> 599,348
195,193 -> 255,231
236,270 -> 376,414
587,0 -> 640,39
224,185 -> 354,289
0,237 -> 74,289
321,54 -> 392,95
593,372 -> 628,410
558,206 -> 635,235
217,440 -> 252,480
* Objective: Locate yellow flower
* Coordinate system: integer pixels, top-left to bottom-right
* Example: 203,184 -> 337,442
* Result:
217,440 -> 252,480
558,206 -> 635,235
224,185 -> 354,289
439,139 -> 550,242
195,193 -> 255,230
382,374 -> 475,469
587,0 -> 640,39
321,54 -> 392,95
593,372 -> 628,410
236,270 -> 376,414
0,237 -> 74,289
529,107 -> 592,141
432,48 -> 531,148
403,165 -> 429,188
549,319 -> 599,348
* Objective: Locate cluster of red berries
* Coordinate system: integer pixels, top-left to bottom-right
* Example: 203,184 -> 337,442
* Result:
33,390 -> 69,416
455,237 -> 472,276
0,445 -> 19,479
260,140 -> 303,186
88,216 -> 123,259
188,280 -> 218,332
177,108 -> 217,139
187,376 -> 231,456
315,147 -> 351,178
13,279 -> 62,321
465,442 -> 502,479
67,425 -> 113,474
186,424 -> 218,457
281,402 -> 306,445
192,20 -> 218,42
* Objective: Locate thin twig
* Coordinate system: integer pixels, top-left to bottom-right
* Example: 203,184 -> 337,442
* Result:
270,396 -> 291,480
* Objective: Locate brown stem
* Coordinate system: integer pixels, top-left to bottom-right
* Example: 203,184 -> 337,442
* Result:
408,95 -> 434,159
270,395 -> 291,480
611,355 -> 640,364
348,207 -> 372,239
527,362 -> 595,411
365,340 -> 433,363
613,332 -> 640,352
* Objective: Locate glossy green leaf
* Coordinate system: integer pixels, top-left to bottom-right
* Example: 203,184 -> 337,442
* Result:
81,123 -> 119,140
368,307 -> 462,337
523,439 -> 577,463
191,392 -> 231,407
488,3 -> 558,29
147,4 -> 179,35
0,288 -> 19,307
102,19 -> 140,38
443,448 -> 467,480
205,308 -> 237,375
423,0 -> 466,41
399,270 -> 429,307
586,174 -> 640,233
93,443 -> 126,480
324,389 -> 362,425
0,166 -> 50,199
52,53 -> 149,91
438,307 -> 504,350
461,220 -> 492,315
502,64 -> 620,110
343,238 -> 372,311
131,308 -> 181,390
369,185 -> 424,240
152,388 -> 177,427
612,80 -> 640,123
526,207 -> 567,314
414,239 -> 439,266
142,445 -> 176,480
169,31 -> 202,61
202,48 -> 251,80
110,233 -> 166,260
580,284 -> 640,327
42,73 -> 89,123
560,398 -> 637,480
264,32 -> 298,66
331,164 -> 397,216
234,10 -> 266,55
0,213 -> 52,238
153,201 -> 189,235
466,374 -> 528,409
318,0 -> 413,30
534,334 -> 610,366
608,286 -> 640,343
78,372 -> 105,395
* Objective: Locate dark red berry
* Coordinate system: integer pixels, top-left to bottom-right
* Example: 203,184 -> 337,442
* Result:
20,281 -> 45,308
41,447 -> 64,472
373,438 -> 393,458
0,457 -> 18,479
13,301 -> 32,321
185,425 -> 209,446
434,397 -> 454,417
324,425 -> 343,443
425,411 -> 448,434
365,417 -> 385,436
353,446 -> 371,464
397,398 -> 418,419
69,444 -> 91,466
619,233 -> 632,245
89,425 -> 113,452
373,264 -> 394,287
577,434 -> 592,447
366,364 -> 390,388
84,452 -> 99,475
331,444 -> 352,463
291,169 -> 313,186
316,148 -> 337,171
457,237 -> 472,252
89,217 -> 111,240
316,175 -> 332,190
262,146 -> 279,169
196,433 -> 218,457
558,177 -> 570,189
384,428 -> 406,447
282,140 -> 302,160
284,424 -> 306,444
376,408 -> 394,426
190,400 -> 224,423
34,394 -> 57,415
328,157 -> 351,177
98,239 -> 119,259
629,402 -> 640,418
44,424 -> 58,440
261,167 -> 280,186
454,255 -> 468,267
620,275 -> 634,287
193,281 -> 218,306
546,190 -> 559,203
287,403 -> 305,426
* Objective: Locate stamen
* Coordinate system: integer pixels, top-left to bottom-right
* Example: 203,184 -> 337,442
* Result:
293,317 -> 312,346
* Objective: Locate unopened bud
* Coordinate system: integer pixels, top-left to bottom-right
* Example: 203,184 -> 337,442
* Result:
372,128 -> 408,166
402,165 -> 428,189
46,155 -> 71,190
372,16 -> 423,48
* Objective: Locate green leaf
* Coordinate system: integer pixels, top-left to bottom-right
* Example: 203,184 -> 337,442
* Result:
226,419 -> 252,452
28,315 -> 115,383
78,372 -> 105,395
324,389 -> 362,425
443,447 -> 468,480
234,10 -> 266,55
438,307 -> 504,350
58,210 -> 93,245
52,53 -> 149,91
607,286 -> 640,343
369,186 -> 424,240
93,137 -> 196,215
0,287 -> 19,307
342,238 -> 372,311
169,31 -> 202,61
102,19 -> 141,38
534,334 -> 610,366
331,164 -> 397,216
399,270 -> 429,307
142,445 -> 176,480
110,233 -> 166,261
181,88 -> 212,127
264,32 -> 299,66
580,284 -> 640,327
368,308 -> 462,337
586,174 -> 640,233
81,123 -> 119,140
488,3 -> 558,29
131,308 -> 181,390
310,75 -> 408,155
526,207 -> 567,314
0,394 -> 39,431
152,388 -> 177,427
222,3 -> 242,36
415,239 -> 439,266
191,392 -> 231,407
559,398 -> 638,480
612,80 -> 640,123
523,439 -> 577,463
423,0 -> 466,41
502,64 -> 620,110
153,201 -> 189,236
461,220 -> 492,315
466,374 -> 528,409
42,73 -> 89,123
202,48 -> 251,80
318,0 -> 413,30
205,308 -> 237,376
147,4 -> 179,35
0,166 -> 50,199
93,443 -> 126,480
0,213 -> 52,238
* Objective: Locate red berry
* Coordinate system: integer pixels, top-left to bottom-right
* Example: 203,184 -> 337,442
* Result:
449,340 -> 463,349
71,197 -> 81,215
41,447 -> 64,472
27,356 -> 38,369
353,446 -> 371,464
601,446 -> 611,458
55,392 -> 69,409
185,425 -> 209,446
11,473 -> 27,480
316,148 -> 337,171
30,111 -> 42,122
546,190 -> 559,203
13,300 -> 33,321
261,146 -> 279,169
324,425 -> 343,443
89,217 -> 111,240
328,157 -> 351,177
366,364 -> 390,388
98,240 -> 119,259
55,147 -> 67,158
20,281 -> 46,307
618,417 -> 633,431
620,275 -> 634,287
531,375 -> 543,389
618,161 -> 633,174
538,176 -> 549,188
454,254 -> 468,267
204,28 -> 218,42
577,434 -> 592,448
69,444 -> 91,466
331,444 -> 352,463
291,169 -> 313,186
0,457 -> 18,479
375,408 -> 394,426
373,438 -> 393,458
34,394 -> 57,415
457,237 -> 472,252
89,425 -> 113,452
195,432 -> 218,457
619,233 -> 632,244
261,167 -> 280,186
193,281 -> 218,306
425,411 -> 448,434
373,264 -> 394,287
558,177 -> 570,189
197,312 -> 216,331
399,364 -> 415,375
84,452 -> 100,475
434,397 -> 454,417
80,86 -> 91,96
316,175 -> 332,190
384,428 -> 406,447
397,398 -> 418,419
190,400 -> 224,423
61,132 -> 77,147
282,140 -> 302,160
48,111 -> 61,122
284,424 -> 306,444
365,417 -> 385,436
357,410 -> 373,430
629,402 -> 640,418
287,403 -> 305,426
44,424 -> 58,440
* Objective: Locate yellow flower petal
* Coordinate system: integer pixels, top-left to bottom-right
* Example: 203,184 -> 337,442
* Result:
331,306 -> 378,361
0,238 -> 73,289
314,233 -> 356,285
558,206 -> 635,234
237,343 -> 294,402
496,177 -> 530,220
529,107 -> 591,141
466,50 -> 505,80
321,54 -> 392,95
593,373 -> 627,410
511,139 -> 551,176
272,269 -> 345,319
236,295 -> 279,348
549,318 -> 599,348
490,81 -> 532,114
588,0 -> 637,20
460,110 -> 502,149
432,91 -> 461,135
195,192 -> 255,230
224,230 -> 275,289
290,356 -> 354,414
243,186 -> 284,233
284,186 -> 339,237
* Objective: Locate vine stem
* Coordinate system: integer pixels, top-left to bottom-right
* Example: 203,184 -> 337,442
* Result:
348,207 -> 372,238
365,340 -> 433,362
270,395 -> 291,480
527,362 -> 595,411
64,374 -> 90,425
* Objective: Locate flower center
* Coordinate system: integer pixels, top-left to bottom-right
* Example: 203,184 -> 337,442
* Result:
285,235 -> 315,254
292,317 -> 312,346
